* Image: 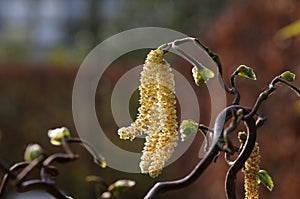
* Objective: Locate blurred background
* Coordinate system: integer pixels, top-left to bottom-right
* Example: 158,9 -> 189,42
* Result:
0,0 -> 300,198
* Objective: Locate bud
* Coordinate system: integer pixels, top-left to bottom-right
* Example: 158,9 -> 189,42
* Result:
280,71 -> 295,82
258,169 -> 274,191
192,66 -> 215,86
48,127 -> 71,145
179,120 -> 198,141
236,65 -> 257,80
238,131 -> 247,143
24,144 -> 43,162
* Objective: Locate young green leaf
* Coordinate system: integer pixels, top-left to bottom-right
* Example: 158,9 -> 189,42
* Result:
192,66 -> 215,86
257,169 -> 274,191
236,65 -> 257,80
280,71 -> 296,82
48,127 -> 71,145
24,144 -> 44,162
179,120 -> 199,141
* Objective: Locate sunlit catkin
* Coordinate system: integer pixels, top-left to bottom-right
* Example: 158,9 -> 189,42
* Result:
243,142 -> 260,199
117,49 -> 178,178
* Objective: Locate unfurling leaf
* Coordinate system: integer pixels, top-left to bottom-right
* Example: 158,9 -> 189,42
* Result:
179,120 -> 199,141
24,144 -> 44,162
48,127 -> 71,145
192,66 -> 215,86
236,65 -> 257,80
280,71 -> 296,82
257,169 -> 274,191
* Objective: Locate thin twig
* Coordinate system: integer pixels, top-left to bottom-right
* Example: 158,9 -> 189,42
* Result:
17,179 -> 69,198
198,124 -> 213,135
229,71 -> 241,105
222,109 -> 244,154
225,114 -> 256,199
0,162 -> 28,198
67,138 -> 106,166
16,158 -> 42,184
245,76 -> 300,119
43,153 -> 78,167
0,160 -> 16,177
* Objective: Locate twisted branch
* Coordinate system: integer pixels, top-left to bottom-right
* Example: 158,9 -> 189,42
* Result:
144,105 -> 256,198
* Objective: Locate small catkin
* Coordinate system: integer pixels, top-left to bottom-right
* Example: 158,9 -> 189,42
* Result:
243,142 -> 260,199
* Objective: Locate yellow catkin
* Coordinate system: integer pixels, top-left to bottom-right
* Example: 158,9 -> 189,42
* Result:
243,142 -> 260,199
117,49 -> 178,178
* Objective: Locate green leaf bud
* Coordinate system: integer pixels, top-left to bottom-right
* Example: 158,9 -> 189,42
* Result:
24,144 -> 43,162
179,120 -> 199,141
236,65 -> 257,80
257,169 -> 274,191
192,66 -> 215,86
48,127 -> 71,145
280,71 -> 296,82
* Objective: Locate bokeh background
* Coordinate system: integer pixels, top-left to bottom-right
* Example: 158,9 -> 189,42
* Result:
0,0 -> 300,198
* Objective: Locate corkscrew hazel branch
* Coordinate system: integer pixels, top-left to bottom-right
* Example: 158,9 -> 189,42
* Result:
0,159 -> 69,198
16,180 -> 69,198
198,124 -> 213,135
144,106 -> 256,199
222,109 -> 244,154
225,111 -> 256,199
224,114 -> 266,166
67,138 -> 106,167
245,75 -> 300,120
162,73 -> 298,198
16,158 -> 43,184
0,160 -> 16,178
145,38 -> 300,198
0,132 -> 104,198
0,162 -> 28,198
198,124 -> 214,153
159,37 -> 241,103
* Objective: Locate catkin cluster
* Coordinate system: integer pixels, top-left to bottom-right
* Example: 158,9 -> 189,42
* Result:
117,49 -> 178,178
243,142 -> 260,199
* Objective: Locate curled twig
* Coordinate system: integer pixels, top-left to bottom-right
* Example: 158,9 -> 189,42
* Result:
245,76 -> 300,119
0,162 -> 28,198
17,179 -> 68,198
144,105 -> 254,198
225,110 -> 256,199
67,138 -> 106,167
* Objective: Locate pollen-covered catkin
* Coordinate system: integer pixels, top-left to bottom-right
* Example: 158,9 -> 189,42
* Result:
117,49 -> 178,178
243,142 -> 260,199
